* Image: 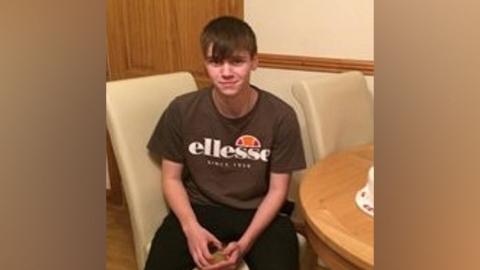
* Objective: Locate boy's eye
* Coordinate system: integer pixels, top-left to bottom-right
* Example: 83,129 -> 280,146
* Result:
206,58 -> 221,65
230,58 -> 245,65
205,56 -> 247,66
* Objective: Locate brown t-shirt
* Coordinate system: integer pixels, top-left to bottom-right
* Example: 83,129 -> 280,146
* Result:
147,86 -> 306,209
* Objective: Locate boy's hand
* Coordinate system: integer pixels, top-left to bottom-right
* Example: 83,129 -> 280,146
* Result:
183,223 -> 222,269
201,241 -> 245,270
222,241 -> 244,269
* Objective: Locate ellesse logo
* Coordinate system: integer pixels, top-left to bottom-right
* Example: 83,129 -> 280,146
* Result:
235,135 -> 261,148
188,135 -> 271,162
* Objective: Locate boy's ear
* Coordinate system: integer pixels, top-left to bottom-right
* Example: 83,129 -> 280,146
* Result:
251,54 -> 259,70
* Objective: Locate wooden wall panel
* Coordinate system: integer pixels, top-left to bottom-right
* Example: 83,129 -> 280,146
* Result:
107,0 -> 243,81
258,53 -> 374,75
106,0 -> 129,78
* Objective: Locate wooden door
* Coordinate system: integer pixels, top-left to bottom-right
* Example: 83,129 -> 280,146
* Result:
107,0 -> 243,86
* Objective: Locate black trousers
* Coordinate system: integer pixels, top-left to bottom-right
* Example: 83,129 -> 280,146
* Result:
144,204 -> 299,270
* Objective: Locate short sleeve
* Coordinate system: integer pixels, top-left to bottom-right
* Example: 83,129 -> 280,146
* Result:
270,109 -> 306,173
147,100 -> 185,163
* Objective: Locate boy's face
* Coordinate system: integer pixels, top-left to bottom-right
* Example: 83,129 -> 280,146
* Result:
204,44 -> 258,97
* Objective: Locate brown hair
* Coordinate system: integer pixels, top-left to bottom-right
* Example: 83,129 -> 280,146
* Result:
200,16 -> 257,62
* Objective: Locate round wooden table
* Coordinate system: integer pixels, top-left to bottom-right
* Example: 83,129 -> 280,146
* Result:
299,144 -> 373,270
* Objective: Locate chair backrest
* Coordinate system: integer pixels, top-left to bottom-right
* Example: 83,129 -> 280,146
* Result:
106,72 -> 197,270
291,71 -> 373,161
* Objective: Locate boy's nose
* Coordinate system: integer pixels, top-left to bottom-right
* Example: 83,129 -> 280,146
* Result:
220,63 -> 233,76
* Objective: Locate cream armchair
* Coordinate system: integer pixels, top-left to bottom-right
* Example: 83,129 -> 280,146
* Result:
291,71 -> 374,162
106,72 -> 315,270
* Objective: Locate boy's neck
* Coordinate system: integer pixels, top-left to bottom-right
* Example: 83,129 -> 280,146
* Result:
212,86 -> 257,119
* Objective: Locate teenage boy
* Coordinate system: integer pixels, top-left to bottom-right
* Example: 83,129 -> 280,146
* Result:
146,16 -> 306,270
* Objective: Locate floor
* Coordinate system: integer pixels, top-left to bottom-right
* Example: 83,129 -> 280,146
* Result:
107,202 -> 138,270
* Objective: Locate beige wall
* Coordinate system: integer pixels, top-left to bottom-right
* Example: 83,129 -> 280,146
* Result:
245,0 -> 373,59
245,0 -> 374,93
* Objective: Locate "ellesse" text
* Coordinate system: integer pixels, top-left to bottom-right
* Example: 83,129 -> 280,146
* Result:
188,138 -> 270,162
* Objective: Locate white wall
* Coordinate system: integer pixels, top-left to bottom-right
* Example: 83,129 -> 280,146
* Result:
245,0 -> 374,93
245,0 -> 373,59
